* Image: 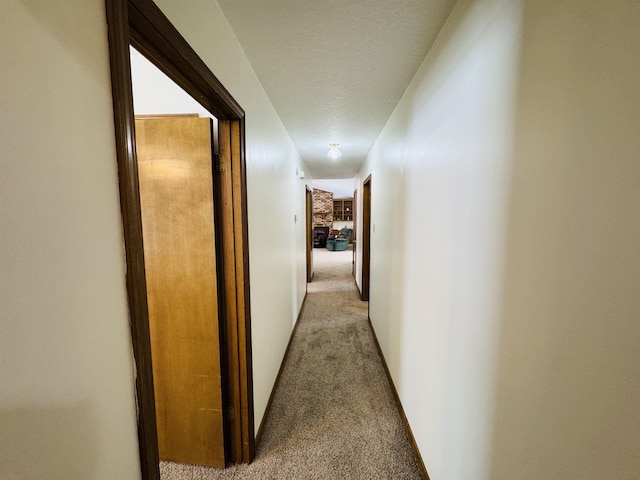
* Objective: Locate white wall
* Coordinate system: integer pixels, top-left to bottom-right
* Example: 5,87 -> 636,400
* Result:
356,0 -> 640,479
1,1 -> 309,478
0,1 -> 140,478
332,221 -> 354,231
490,1 -> 640,478
357,1 -> 521,477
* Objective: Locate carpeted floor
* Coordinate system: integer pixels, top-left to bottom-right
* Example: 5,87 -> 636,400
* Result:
160,246 -> 423,479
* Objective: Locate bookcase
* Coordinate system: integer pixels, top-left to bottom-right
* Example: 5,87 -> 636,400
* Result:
333,199 -> 353,221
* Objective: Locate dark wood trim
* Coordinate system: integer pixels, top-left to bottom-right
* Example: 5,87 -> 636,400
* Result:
366,318 -> 431,480
255,293 -> 308,446
306,186 -> 313,283
230,119 -> 255,463
216,120 -> 243,462
214,118 -> 255,463
361,175 -> 372,301
352,188 -> 357,277
104,1 -> 159,479
127,0 -> 243,120
237,116 -> 256,462
105,0 -> 254,475
211,119 -> 232,463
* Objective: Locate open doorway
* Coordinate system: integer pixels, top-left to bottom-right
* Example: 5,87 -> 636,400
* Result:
306,186 -> 313,282
361,175 -> 372,302
131,49 -> 227,468
105,0 -> 254,477
310,179 -> 355,276
352,188 -> 358,277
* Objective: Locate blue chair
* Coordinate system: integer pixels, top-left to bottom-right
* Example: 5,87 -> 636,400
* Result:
326,228 -> 352,251
339,228 -> 353,243
333,237 -> 349,251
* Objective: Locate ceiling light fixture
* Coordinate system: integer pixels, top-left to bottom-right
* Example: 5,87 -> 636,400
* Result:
327,143 -> 342,160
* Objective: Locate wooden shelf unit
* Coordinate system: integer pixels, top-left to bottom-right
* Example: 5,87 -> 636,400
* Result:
333,199 -> 353,221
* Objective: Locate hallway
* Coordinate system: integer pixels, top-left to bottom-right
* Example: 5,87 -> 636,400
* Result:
160,247 -> 422,479
4,1 -> 640,478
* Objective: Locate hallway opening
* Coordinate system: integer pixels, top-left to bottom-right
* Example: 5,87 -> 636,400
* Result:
309,178 -> 357,286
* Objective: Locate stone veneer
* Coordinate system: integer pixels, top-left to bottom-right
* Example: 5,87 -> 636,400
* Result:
312,188 -> 333,227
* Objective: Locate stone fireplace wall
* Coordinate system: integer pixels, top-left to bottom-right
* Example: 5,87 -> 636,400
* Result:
312,188 -> 333,227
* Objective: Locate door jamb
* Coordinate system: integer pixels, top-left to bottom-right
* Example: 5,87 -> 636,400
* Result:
306,186 -> 313,283
361,176 -> 372,302
352,188 -> 357,277
105,0 -> 254,477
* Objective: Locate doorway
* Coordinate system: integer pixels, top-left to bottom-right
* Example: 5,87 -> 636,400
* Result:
361,175 -> 372,302
306,186 -> 313,282
136,115 -> 225,467
105,0 -> 254,477
352,188 -> 357,277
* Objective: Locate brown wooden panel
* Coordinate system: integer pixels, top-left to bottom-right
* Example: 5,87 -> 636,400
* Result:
306,187 -> 313,282
362,176 -> 372,302
230,120 -> 253,461
136,116 -> 225,467
235,118 -> 255,462
352,189 -> 357,277
217,120 -> 243,462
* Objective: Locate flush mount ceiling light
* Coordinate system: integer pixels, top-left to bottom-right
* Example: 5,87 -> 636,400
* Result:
327,143 -> 342,160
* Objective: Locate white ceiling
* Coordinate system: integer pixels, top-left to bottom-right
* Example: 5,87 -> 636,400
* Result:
216,0 -> 457,179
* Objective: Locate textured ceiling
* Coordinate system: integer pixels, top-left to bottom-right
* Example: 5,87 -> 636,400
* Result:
217,0 -> 457,179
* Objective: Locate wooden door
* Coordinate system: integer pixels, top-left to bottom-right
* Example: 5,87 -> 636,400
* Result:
306,187 -> 313,282
136,116 -> 225,467
362,176 -> 372,301
352,189 -> 357,277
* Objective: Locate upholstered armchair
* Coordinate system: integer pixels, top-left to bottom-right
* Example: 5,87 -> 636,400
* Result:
326,228 -> 353,251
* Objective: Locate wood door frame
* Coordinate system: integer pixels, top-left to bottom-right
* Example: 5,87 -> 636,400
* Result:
105,0 -> 254,477
306,186 -> 313,283
361,176 -> 372,302
352,188 -> 357,277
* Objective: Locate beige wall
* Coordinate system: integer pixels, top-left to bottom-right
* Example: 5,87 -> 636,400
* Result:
356,0 -> 640,478
1,0 -> 309,478
0,1 -> 141,478
490,1 -> 640,478
332,221 -> 354,231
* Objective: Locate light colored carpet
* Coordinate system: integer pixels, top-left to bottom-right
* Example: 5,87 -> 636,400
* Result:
160,246 -> 423,479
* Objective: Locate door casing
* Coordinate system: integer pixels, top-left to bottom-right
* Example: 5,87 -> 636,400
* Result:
105,0 -> 254,477
306,186 -> 313,283
352,188 -> 357,277
361,176 -> 372,302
